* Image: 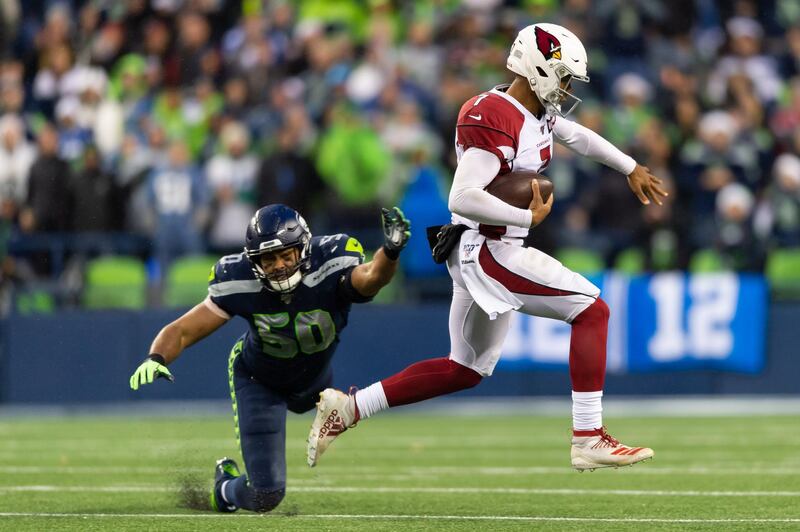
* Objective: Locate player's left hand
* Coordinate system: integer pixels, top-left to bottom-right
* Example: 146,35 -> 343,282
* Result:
627,164 -> 668,206
381,207 -> 411,260
129,355 -> 174,390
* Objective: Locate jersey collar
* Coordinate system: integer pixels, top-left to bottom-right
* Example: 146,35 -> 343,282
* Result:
490,84 -> 548,123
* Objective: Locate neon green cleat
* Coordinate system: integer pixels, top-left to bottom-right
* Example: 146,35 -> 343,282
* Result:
210,457 -> 240,512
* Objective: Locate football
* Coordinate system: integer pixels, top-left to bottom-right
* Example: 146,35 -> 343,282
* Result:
485,171 -> 553,209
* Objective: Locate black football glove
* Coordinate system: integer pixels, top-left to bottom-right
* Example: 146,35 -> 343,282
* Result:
381,207 -> 411,260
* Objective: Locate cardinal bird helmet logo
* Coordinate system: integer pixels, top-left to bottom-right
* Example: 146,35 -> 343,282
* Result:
535,26 -> 562,61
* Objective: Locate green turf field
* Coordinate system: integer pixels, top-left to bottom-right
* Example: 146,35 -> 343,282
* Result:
0,412 -> 798,531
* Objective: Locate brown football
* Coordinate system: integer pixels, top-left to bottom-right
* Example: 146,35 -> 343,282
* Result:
485,171 -> 553,209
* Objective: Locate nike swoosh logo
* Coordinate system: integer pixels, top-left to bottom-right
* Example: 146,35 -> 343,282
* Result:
572,58 -> 579,62
468,114 -> 482,120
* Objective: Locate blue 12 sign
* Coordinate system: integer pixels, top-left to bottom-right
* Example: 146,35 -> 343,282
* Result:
500,273 -> 767,373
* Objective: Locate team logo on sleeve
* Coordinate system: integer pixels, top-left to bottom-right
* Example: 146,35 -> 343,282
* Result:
535,26 -> 562,60
345,237 -> 365,261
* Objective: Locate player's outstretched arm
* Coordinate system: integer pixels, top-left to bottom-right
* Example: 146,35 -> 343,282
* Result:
553,118 -> 668,206
350,207 -> 411,298
129,302 -> 229,390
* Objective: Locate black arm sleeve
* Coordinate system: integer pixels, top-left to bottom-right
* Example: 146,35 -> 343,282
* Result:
336,267 -> 374,304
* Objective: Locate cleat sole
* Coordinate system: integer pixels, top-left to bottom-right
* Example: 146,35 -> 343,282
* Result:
572,455 -> 654,472
306,392 -> 330,467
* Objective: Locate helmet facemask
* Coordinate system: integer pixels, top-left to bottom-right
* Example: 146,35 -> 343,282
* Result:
533,63 -> 589,118
247,240 -> 310,293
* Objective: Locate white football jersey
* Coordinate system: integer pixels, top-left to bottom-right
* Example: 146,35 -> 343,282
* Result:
453,85 -> 556,240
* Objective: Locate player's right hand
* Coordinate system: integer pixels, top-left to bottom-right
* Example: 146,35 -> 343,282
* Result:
129,355 -> 174,390
528,179 -> 554,227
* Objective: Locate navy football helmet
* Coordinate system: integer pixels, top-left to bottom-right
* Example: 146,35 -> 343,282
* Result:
244,204 -> 312,293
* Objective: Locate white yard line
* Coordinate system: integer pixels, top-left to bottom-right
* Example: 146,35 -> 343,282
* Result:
289,486 -> 800,497
3,396 -> 800,418
4,466 -> 198,474
0,512 -> 798,523
401,465 -> 800,476
6,465 -> 800,476
1,485 -> 798,497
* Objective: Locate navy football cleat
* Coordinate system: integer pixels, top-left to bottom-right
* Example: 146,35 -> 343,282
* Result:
210,457 -> 240,512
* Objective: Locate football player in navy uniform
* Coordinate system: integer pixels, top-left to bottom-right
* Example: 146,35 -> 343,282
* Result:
129,203 -> 410,513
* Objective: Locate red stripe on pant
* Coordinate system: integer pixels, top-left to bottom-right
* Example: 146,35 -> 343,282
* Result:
478,243 -> 585,297
478,241 -> 608,392
381,357 -> 482,407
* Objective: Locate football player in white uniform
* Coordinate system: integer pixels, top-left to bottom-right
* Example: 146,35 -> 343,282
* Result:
308,23 -> 666,471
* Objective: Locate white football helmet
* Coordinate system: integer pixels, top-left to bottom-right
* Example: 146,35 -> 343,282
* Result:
506,23 -> 589,117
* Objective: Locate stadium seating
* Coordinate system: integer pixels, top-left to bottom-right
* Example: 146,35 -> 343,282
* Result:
765,248 -> 800,299
82,256 -> 147,310
613,247 -> 645,274
556,248 -> 605,275
164,255 -> 219,308
689,248 -> 728,273
15,289 -> 55,315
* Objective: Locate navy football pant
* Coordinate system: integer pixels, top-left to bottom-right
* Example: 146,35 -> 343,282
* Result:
224,339 -> 332,512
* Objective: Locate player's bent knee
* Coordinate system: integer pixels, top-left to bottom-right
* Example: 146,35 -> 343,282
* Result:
590,297 -> 610,321
576,297 -> 609,324
249,487 -> 285,513
287,397 -> 316,414
448,359 -> 483,390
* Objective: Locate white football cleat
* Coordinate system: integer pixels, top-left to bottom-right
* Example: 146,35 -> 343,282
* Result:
307,388 -> 358,467
571,426 -> 654,471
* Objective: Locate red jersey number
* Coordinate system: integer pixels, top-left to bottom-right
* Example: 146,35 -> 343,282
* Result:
539,145 -> 551,170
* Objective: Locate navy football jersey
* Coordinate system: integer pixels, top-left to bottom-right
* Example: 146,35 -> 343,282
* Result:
207,234 -> 369,391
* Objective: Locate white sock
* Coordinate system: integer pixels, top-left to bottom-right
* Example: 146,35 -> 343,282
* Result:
355,382 -> 389,419
572,390 -> 603,431
220,480 -> 232,504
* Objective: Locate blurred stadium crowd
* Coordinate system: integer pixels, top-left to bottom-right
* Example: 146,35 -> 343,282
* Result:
1,0 -> 800,311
